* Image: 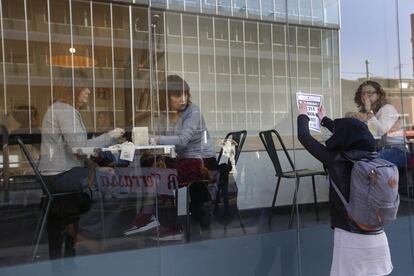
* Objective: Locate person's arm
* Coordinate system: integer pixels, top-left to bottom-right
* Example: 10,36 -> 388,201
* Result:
55,106 -> 115,148
320,117 -> 334,132
367,104 -> 399,137
158,106 -> 201,146
297,114 -> 334,165
317,105 -> 334,132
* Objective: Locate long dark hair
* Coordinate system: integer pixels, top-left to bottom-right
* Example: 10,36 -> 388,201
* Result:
158,75 -> 191,113
354,80 -> 387,113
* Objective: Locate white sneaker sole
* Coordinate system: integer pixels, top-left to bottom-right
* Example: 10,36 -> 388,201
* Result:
122,220 -> 160,236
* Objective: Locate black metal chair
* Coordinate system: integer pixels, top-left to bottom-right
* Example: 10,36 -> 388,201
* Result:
214,130 -> 247,234
259,129 -> 326,228
185,130 -> 247,240
16,137 -> 104,261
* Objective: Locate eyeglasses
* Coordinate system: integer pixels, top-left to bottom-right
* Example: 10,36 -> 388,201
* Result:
362,91 -> 377,96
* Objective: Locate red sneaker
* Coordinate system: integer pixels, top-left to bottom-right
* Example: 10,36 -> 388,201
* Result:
122,213 -> 160,236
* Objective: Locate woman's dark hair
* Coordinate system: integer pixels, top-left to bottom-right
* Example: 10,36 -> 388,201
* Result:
12,105 -> 38,127
354,80 -> 387,113
53,70 -> 90,109
158,75 -> 191,112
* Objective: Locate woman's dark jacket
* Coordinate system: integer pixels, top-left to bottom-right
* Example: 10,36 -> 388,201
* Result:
297,114 -> 377,233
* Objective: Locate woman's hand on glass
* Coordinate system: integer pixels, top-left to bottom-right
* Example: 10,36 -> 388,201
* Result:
107,128 -> 125,139
298,102 -> 308,116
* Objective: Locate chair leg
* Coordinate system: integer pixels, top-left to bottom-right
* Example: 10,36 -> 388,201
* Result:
237,208 -> 246,234
288,178 -> 300,229
214,186 -> 221,214
186,183 -> 191,241
98,192 -> 106,246
268,177 -> 281,226
32,197 -> 52,262
312,176 -> 320,222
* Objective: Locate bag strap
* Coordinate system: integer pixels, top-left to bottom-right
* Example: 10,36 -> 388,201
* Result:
329,177 -> 349,205
341,152 -> 376,163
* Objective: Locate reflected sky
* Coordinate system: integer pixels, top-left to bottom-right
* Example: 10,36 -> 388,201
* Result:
341,0 -> 414,80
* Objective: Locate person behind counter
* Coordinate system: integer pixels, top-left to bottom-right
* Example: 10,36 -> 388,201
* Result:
38,71 -> 124,259
298,103 -> 393,276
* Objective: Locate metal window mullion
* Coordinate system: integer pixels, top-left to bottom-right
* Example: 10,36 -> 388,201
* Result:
153,14 -> 160,125
256,22 -> 262,129
215,0 -> 218,15
296,26 -> 299,94
320,29 -> 323,99
272,0 -> 276,21
69,0 -> 76,131
284,25 -> 288,112
242,20 -> 247,129
163,12 -> 169,131
0,1 -> 6,115
308,27 -> 311,91
24,0 -> 32,133
180,13 -> 186,119
259,0 -> 263,20
212,17 -> 218,130
200,0 -> 203,14
230,0 -> 234,17
46,0 -> 53,132
91,1 -> 96,132
297,0 -> 301,24
148,8 -> 154,132
244,0 -> 248,18
129,6 -> 135,127
322,0 -> 326,25
180,13 -> 184,83
331,29 -> 335,116
110,4 -> 116,127
310,0 -> 314,25
270,23 -> 276,125
197,15 -> 202,115
228,18 -> 233,130
337,30 -> 342,117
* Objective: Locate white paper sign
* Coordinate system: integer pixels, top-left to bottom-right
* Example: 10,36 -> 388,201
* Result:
120,145 -> 135,161
296,92 -> 323,132
95,167 -> 178,196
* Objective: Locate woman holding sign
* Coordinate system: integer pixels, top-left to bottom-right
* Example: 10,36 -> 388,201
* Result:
298,102 -> 393,276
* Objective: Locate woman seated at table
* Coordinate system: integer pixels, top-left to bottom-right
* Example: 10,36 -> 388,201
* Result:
123,75 -> 216,239
38,70 -> 124,259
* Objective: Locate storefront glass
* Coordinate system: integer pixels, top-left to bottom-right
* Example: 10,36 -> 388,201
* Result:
1,1 -> 414,275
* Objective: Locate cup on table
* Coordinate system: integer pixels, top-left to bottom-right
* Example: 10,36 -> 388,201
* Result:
132,127 -> 149,146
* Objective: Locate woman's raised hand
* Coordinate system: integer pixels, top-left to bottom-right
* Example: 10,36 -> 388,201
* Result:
317,106 -> 326,121
298,102 -> 308,115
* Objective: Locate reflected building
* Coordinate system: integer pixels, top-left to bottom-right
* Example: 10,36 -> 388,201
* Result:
0,0 -> 340,138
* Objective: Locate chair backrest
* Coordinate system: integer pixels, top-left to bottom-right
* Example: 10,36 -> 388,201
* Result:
16,137 -> 51,197
259,129 -> 295,176
217,130 -> 247,165
0,124 -> 8,148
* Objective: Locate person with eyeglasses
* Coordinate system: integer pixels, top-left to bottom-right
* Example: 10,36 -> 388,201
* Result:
351,81 -> 409,166
347,80 -> 411,197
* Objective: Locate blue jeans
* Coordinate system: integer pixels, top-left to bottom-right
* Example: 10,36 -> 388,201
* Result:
378,147 -> 410,168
